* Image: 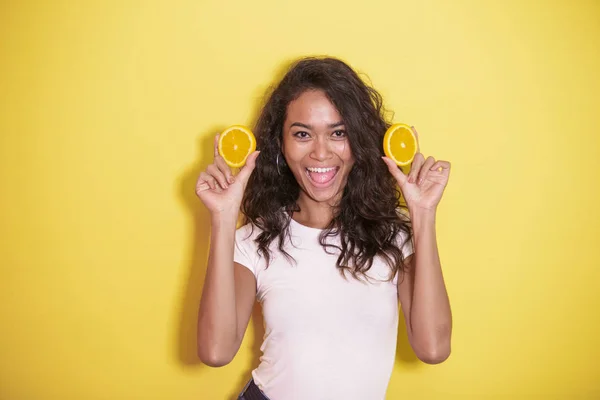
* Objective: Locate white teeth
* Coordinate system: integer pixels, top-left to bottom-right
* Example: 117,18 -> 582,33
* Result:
307,167 -> 336,173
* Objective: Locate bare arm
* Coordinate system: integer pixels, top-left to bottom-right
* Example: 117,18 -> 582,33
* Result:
383,127 -> 453,365
398,210 -> 452,364
195,134 -> 261,367
196,213 -> 257,367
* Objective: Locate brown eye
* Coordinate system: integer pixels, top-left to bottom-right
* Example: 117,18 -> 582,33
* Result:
293,131 -> 310,139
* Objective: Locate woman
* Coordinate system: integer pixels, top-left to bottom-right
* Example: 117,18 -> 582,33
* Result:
196,57 -> 452,400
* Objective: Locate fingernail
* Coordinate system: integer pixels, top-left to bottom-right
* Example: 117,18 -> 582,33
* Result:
228,177 -> 234,184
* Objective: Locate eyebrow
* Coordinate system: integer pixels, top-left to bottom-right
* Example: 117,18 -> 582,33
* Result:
290,121 -> 345,129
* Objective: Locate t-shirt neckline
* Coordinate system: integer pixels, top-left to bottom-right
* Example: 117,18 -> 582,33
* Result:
289,217 -> 325,234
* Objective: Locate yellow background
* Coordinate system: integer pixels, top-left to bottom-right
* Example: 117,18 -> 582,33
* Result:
1,0 -> 599,398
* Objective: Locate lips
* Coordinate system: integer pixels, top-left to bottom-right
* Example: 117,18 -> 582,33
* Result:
305,166 -> 339,186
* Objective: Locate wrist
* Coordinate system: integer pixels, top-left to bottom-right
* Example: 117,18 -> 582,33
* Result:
409,207 -> 436,230
409,205 -> 436,218
211,210 -> 240,228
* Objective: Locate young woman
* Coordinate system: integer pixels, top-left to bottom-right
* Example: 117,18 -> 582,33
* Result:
195,57 -> 452,400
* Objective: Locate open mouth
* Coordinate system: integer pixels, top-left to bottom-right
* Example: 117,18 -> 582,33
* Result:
305,166 -> 339,187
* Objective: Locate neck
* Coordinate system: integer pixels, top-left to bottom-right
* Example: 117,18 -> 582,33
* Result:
292,193 -> 338,229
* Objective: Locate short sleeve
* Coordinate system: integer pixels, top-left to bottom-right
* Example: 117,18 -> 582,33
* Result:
233,224 -> 258,276
400,231 -> 414,259
393,228 -> 414,285
395,208 -> 414,259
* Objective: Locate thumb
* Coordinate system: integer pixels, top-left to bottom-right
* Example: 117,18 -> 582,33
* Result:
382,156 -> 408,186
236,151 -> 260,184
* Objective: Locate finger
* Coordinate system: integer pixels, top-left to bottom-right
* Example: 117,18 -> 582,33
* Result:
206,164 -> 229,190
408,153 -> 425,184
214,154 -> 234,184
430,160 -> 451,172
214,134 -> 220,158
411,126 -> 420,153
198,171 -> 217,191
236,151 -> 261,184
382,156 -> 408,185
418,156 -> 436,186
196,172 -> 212,192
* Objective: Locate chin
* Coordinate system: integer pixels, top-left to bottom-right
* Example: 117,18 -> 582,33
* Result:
301,179 -> 345,204
306,189 -> 341,204
292,165 -> 349,204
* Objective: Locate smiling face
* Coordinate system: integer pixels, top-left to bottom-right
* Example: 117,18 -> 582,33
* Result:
282,89 -> 355,207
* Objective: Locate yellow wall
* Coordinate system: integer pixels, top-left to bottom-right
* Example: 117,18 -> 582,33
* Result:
1,0 -> 599,398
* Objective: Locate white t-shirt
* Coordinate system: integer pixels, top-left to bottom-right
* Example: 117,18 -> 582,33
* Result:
233,218 -> 414,400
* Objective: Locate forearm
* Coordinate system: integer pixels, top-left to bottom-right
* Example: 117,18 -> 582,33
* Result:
408,209 -> 452,359
197,213 -> 239,362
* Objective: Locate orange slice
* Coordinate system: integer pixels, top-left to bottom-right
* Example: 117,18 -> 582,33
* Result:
383,123 -> 417,166
218,125 -> 256,168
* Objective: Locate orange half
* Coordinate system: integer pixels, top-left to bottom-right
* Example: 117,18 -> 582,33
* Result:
218,125 -> 256,168
383,123 -> 417,166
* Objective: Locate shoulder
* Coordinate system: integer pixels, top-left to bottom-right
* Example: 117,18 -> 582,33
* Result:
393,207 -> 414,256
235,221 -> 276,253
233,222 -> 265,275
395,206 -> 411,222
235,222 -> 262,244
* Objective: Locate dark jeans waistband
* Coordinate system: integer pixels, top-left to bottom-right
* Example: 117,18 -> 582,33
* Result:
238,378 -> 270,400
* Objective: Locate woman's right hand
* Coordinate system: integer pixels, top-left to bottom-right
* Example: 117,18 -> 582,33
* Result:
195,133 -> 260,216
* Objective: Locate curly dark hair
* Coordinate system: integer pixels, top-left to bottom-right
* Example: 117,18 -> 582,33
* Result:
241,56 -> 413,281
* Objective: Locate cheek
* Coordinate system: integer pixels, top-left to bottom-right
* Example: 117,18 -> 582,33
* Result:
286,147 -> 308,165
334,141 -> 354,163
282,141 -> 303,163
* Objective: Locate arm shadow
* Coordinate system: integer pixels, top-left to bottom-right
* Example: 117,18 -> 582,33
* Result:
395,308 -> 422,368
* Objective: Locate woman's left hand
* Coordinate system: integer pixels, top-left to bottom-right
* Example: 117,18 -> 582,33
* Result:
382,126 -> 450,213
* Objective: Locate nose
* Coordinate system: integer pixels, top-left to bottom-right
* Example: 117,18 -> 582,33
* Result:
310,136 -> 333,161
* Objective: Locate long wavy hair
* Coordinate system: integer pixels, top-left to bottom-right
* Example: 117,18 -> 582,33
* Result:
241,56 -> 413,281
